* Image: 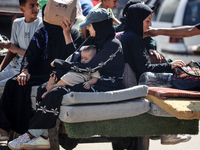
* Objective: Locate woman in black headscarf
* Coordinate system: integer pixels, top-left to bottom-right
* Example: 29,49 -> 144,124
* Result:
116,0 -> 167,66
118,3 -> 191,146
8,8 -> 125,149
0,7 -> 82,136
119,3 -> 185,82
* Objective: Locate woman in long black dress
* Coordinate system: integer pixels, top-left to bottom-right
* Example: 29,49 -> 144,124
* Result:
119,3 -> 191,145
0,7 -> 82,136
119,3 -> 185,82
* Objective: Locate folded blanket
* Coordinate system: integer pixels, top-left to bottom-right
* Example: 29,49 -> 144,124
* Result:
148,87 -> 200,100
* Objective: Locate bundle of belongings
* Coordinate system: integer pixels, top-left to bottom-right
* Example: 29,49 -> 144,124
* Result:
30,84 -> 198,138
29,64 -> 198,138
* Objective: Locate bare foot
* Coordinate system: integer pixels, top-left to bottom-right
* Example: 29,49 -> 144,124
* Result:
41,91 -> 48,99
46,84 -> 55,92
41,75 -> 57,99
48,75 -> 57,86
42,84 -> 55,99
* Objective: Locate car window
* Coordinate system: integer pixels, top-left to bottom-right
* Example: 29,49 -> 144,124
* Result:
159,0 -> 180,22
183,0 -> 200,25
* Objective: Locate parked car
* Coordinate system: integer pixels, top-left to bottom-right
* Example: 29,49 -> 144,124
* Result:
145,0 -> 200,63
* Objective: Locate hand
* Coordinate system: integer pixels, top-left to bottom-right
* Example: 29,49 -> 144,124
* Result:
171,60 -> 186,69
51,60 -> 55,67
17,71 -> 31,86
8,44 -> 19,54
0,42 -> 11,49
61,20 -> 74,44
49,73 -> 58,83
144,28 -> 159,37
0,65 -> 3,72
0,42 -> 4,49
60,20 -> 73,35
149,49 -> 164,61
83,81 -> 91,89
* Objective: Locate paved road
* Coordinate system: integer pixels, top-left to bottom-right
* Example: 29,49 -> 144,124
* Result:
68,133 -> 199,150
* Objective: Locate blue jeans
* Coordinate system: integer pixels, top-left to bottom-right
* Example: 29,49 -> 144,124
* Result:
28,129 -> 48,137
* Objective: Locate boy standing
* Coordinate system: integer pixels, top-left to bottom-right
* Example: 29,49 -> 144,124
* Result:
82,0 -> 121,39
92,0 -> 121,25
0,0 -> 42,141
0,0 -> 43,87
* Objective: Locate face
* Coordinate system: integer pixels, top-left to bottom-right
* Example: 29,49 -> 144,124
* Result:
86,24 -> 96,37
103,0 -> 119,10
19,0 -> 40,23
81,51 -> 95,63
143,13 -> 153,32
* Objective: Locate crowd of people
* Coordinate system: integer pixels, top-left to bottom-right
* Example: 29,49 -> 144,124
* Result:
0,0 -> 200,149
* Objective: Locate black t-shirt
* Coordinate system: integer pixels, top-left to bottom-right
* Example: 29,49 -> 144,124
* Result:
195,23 -> 200,30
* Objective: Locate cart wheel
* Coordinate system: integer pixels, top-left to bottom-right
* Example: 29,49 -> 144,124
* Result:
59,133 -> 79,150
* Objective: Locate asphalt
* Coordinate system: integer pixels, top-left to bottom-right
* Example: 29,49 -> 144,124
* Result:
69,133 -> 200,150
0,142 -> 6,150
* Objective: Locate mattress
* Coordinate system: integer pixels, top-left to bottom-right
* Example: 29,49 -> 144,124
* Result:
59,98 -> 150,123
61,85 -> 148,105
148,103 -> 174,117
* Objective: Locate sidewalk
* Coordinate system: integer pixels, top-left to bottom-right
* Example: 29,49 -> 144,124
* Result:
0,141 -> 7,150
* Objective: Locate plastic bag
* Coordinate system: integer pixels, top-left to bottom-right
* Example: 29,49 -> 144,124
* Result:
138,72 -> 173,88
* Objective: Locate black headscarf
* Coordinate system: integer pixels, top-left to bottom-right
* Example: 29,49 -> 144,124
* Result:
43,21 -> 64,39
69,18 -> 115,63
124,3 -> 153,36
122,0 -> 142,17
92,18 -> 115,50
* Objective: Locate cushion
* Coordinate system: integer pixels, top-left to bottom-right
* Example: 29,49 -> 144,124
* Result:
148,87 -> 200,100
30,85 -> 148,109
61,85 -> 148,105
146,94 -> 200,120
148,103 -> 174,117
59,98 -> 150,123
